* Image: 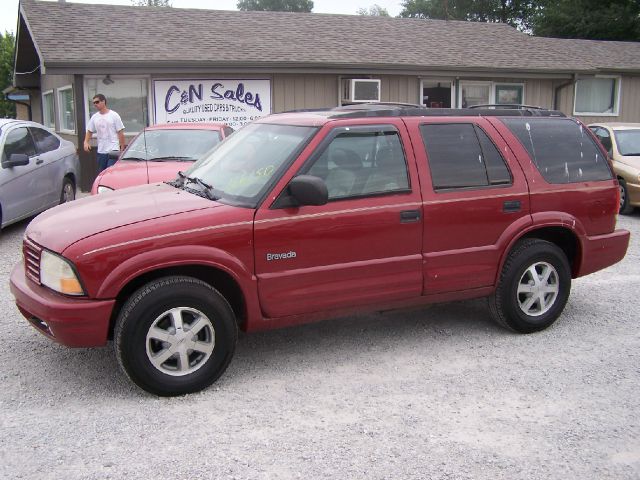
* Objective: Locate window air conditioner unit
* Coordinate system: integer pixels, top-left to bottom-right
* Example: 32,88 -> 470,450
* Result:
341,79 -> 381,103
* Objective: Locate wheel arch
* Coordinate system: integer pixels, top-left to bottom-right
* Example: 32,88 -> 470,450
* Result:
107,264 -> 247,341
499,225 -> 581,281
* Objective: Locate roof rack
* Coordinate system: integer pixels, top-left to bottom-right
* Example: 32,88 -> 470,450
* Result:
468,104 -> 546,110
328,102 -> 566,119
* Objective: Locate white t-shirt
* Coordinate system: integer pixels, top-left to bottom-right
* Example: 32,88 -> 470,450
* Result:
86,110 -> 125,153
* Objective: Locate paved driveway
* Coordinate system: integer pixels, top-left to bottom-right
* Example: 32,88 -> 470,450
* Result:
1,211 -> 639,480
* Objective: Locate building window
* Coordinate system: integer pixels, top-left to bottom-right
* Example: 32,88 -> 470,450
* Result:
42,90 -> 55,129
57,86 -> 76,133
460,82 -> 491,108
495,84 -> 523,105
574,77 -> 620,116
85,76 -> 149,134
421,79 -> 454,108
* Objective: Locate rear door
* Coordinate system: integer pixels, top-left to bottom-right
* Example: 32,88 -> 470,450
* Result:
253,119 -> 424,318
405,117 -> 531,295
29,127 -> 63,207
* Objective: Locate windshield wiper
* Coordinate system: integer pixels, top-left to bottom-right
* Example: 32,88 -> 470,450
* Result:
120,156 -> 147,162
148,156 -> 196,162
171,171 -> 218,200
622,152 -> 640,156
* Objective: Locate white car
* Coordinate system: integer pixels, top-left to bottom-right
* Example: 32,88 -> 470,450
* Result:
0,119 -> 80,229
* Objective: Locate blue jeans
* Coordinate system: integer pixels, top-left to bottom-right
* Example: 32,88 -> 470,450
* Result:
97,153 -> 117,173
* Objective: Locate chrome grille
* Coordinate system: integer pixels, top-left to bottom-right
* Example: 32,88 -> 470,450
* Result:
23,237 -> 42,285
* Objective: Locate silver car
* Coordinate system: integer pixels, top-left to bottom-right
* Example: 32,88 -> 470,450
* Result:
0,119 -> 79,229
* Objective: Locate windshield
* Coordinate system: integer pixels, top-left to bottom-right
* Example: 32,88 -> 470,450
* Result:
183,123 -> 317,205
614,129 -> 640,156
122,129 -> 222,161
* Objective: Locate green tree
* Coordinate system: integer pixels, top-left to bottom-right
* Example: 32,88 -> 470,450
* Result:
532,0 -> 640,41
0,31 -> 16,119
237,0 -> 313,12
131,0 -> 172,6
357,4 -> 391,16
399,0 -> 535,30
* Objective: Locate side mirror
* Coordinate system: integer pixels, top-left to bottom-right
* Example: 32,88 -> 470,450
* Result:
107,150 -> 120,160
274,175 -> 328,208
2,153 -> 30,168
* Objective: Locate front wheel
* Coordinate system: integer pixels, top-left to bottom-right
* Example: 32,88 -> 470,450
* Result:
619,178 -> 633,214
115,276 -> 238,396
489,239 -> 571,333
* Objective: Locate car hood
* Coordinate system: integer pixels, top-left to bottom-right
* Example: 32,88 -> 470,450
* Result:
97,160 -> 194,190
616,154 -> 640,169
27,183 -> 217,253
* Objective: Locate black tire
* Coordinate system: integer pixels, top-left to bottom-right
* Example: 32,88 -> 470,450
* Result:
489,239 -> 571,333
115,276 -> 238,396
619,178 -> 633,215
60,177 -> 75,204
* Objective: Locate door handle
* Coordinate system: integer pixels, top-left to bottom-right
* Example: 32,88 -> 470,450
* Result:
503,200 -> 521,213
400,209 -> 421,223
35,158 -> 43,165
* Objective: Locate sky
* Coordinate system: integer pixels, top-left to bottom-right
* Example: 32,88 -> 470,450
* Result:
1,0 -> 405,35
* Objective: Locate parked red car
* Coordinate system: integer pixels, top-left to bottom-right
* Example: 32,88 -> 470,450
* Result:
91,123 -> 234,194
11,105 -> 630,396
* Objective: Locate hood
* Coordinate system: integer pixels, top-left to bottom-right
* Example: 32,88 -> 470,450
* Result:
27,183 -> 217,253
96,159 -> 194,190
616,154 -> 640,170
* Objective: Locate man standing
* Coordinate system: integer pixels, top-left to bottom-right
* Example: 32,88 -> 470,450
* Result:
83,94 -> 125,173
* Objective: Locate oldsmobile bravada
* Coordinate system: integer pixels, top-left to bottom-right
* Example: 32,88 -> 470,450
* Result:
10,105 -> 630,396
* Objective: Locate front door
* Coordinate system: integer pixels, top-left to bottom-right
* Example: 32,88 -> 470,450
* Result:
0,127 -> 44,225
254,121 -> 424,318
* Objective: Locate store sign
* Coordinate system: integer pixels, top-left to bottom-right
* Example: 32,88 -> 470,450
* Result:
153,79 -> 271,128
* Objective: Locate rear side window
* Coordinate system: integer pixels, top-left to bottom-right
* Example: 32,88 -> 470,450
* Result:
420,123 -> 511,190
501,118 -> 612,183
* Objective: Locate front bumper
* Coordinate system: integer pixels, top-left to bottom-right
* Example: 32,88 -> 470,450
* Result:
626,179 -> 640,207
10,262 -> 115,347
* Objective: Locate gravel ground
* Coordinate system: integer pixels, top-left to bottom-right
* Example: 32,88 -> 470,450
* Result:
1,210 -> 638,480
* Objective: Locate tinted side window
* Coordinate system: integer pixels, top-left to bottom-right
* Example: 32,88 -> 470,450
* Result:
304,129 -> 409,200
476,127 -> 512,185
421,124 -> 512,190
501,118 -> 612,183
421,124 -> 486,189
2,127 -> 37,163
30,128 -> 61,154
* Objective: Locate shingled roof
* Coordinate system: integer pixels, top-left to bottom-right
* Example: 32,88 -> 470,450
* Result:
18,0 -> 640,75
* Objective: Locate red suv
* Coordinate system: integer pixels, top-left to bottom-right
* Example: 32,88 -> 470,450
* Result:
10,105 -> 630,396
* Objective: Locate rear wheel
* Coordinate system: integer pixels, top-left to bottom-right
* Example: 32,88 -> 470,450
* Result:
60,177 -> 75,204
619,178 -> 633,214
489,239 -> 571,333
115,276 -> 238,396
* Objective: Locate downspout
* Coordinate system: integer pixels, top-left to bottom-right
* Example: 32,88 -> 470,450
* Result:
553,74 -> 577,111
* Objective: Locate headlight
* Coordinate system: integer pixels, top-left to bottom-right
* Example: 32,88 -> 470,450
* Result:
97,185 -> 114,194
40,250 -> 85,296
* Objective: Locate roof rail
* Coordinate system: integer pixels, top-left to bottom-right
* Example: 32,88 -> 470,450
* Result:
468,104 -> 546,110
328,103 -> 566,119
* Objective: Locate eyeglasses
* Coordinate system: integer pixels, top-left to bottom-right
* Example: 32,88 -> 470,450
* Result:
93,100 -> 101,105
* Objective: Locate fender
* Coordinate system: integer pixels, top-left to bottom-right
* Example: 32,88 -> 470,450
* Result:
96,244 -> 255,300
494,211 -> 585,284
